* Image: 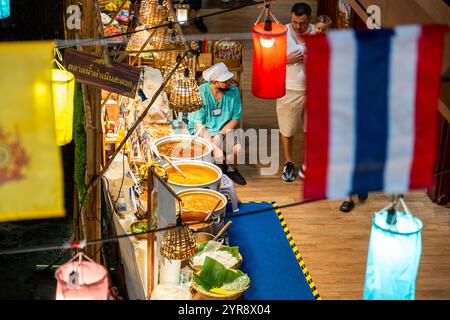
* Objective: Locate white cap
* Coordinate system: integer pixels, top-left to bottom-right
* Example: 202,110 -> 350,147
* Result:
202,62 -> 234,82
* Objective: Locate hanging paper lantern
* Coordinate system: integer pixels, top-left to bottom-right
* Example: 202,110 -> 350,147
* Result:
52,69 -> 75,146
251,6 -> 287,99
55,252 -> 109,300
363,205 -> 423,300
0,0 -> 10,20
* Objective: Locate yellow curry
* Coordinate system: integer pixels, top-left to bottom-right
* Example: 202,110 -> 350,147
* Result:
179,193 -> 224,212
167,164 -> 218,185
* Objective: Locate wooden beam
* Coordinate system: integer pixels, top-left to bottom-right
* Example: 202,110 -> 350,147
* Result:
81,0 -> 103,263
439,99 -> 450,125
348,0 -> 371,26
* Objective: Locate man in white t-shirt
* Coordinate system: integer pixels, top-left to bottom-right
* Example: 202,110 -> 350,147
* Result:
277,2 -> 314,182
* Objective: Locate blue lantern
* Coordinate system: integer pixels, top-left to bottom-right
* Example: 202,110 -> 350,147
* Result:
363,199 -> 423,300
0,0 -> 10,20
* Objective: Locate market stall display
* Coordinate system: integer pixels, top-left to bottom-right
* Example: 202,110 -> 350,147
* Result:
100,0 -> 253,301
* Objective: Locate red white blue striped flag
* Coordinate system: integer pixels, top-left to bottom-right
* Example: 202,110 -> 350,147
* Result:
303,25 -> 449,201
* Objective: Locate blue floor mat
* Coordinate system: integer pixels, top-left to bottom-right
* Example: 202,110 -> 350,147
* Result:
225,202 -> 320,300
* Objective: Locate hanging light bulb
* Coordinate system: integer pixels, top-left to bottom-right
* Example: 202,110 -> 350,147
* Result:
52,66 -> 75,146
176,0 -> 189,25
260,37 -> 275,48
0,0 -> 10,19
252,2 -> 287,99
55,252 -> 109,300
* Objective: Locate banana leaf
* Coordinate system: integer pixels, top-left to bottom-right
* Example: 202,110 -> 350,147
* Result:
195,241 -> 241,260
193,256 -> 248,292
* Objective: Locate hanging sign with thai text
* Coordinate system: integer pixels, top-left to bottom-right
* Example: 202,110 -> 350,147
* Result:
64,48 -> 140,98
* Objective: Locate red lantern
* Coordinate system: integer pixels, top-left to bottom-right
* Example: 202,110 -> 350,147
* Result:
55,252 -> 109,300
252,3 -> 287,99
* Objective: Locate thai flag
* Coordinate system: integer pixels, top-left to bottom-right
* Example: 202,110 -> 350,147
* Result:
303,25 -> 449,201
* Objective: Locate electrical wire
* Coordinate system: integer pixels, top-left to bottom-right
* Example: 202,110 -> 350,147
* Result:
55,0 -> 264,49
0,200 -> 312,256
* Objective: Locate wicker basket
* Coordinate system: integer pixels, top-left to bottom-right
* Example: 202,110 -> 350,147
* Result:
138,0 -> 169,27
191,282 -> 249,300
213,40 -> 242,69
168,73 -> 203,113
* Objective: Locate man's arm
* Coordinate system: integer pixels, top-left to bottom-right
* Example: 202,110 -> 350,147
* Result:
219,119 -> 239,135
287,50 -> 304,64
195,122 -> 213,141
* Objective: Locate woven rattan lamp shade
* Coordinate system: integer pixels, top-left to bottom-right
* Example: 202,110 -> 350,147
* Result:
168,69 -> 203,113
139,0 -> 169,26
150,27 -> 186,69
161,55 -> 190,93
126,25 -> 168,54
160,224 -> 197,260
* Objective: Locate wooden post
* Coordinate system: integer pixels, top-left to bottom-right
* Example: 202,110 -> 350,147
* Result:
80,0 -> 103,262
147,168 -> 155,299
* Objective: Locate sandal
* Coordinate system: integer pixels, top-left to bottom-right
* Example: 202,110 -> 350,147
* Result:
340,200 -> 355,213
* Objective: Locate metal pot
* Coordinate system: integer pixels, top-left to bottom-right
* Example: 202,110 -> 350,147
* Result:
193,232 -> 224,244
154,134 -> 213,164
163,160 -> 222,192
180,210 -> 220,234
177,188 -> 227,235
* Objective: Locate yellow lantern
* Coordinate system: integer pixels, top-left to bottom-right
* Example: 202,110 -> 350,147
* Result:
51,68 -> 75,146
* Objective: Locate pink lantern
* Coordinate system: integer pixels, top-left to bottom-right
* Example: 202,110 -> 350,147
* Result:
55,252 -> 109,300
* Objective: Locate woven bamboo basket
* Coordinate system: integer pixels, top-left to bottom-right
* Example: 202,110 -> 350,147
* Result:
191,282 -> 249,300
126,24 -> 168,54
168,70 -> 203,113
213,40 -> 242,69
138,0 -> 169,27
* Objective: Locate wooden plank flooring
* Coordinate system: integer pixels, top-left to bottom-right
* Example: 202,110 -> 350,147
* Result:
182,0 -> 450,300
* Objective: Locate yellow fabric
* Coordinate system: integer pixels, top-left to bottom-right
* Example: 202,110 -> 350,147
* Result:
0,41 -> 65,222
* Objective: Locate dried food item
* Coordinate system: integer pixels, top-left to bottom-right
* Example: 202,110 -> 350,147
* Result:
143,123 -> 174,140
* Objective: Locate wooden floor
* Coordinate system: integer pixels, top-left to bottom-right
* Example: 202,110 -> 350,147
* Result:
182,0 -> 450,300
